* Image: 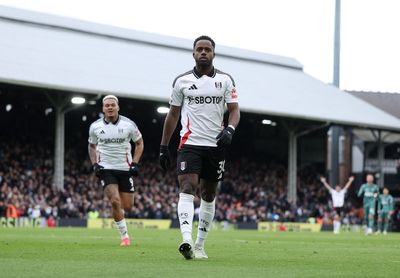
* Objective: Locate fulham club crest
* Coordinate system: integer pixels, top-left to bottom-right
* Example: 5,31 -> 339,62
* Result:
180,161 -> 187,171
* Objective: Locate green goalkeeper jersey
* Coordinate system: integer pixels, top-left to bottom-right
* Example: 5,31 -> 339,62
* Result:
378,194 -> 393,212
357,183 -> 379,206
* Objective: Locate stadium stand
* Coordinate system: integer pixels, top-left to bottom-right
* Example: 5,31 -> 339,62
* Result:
1,140 -> 383,228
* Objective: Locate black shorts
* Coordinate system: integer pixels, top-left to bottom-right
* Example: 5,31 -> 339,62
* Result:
99,170 -> 135,193
334,207 -> 343,216
177,145 -> 225,182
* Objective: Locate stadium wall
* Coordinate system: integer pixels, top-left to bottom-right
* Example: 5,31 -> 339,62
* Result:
0,217 -> 343,232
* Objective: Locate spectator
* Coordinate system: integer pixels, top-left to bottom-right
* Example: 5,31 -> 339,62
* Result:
0,140 -> 374,227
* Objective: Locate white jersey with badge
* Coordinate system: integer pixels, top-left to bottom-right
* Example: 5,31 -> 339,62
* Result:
88,115 -> 142,171
170,67 -> 238,148
330,189 -> 346,208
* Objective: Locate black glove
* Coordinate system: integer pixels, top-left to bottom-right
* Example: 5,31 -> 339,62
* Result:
92,163 -> 104,177
216,126 -> 235,146
129,162 -> 139,177
159,145 -> 171,173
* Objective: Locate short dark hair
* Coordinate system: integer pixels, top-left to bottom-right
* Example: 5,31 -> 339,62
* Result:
193,35 -> 215,50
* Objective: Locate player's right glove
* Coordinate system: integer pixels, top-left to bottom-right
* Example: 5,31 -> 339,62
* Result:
92,163 -> 104,177
159,145 -> 171,173
216,126 -> 235,146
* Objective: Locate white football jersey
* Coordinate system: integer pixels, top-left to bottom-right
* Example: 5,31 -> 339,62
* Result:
330,189 -> 346,208
170,67 -> 238,148
88,115 -> 142,171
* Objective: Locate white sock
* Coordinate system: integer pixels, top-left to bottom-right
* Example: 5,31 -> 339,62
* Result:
115,219 -> 129,239
333,220 -> 340,233
178,193 -> 194,243
195,198 -> 215,248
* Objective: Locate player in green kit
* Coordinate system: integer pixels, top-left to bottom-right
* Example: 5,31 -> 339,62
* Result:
357,174 -> 379,235
376,188 -> 394,235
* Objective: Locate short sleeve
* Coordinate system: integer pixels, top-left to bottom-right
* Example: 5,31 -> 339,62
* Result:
88,124 -> 98,144
224,76 -> 238,104
169,78 -> 184,106
130,121 -> 142,142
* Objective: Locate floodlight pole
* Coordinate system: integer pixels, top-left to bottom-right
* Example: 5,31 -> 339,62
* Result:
329,0 -> 341,186
287,130 -> 297,204
46,94 -> 69,191
54,106 -> 65,190
333,0 -> 341,88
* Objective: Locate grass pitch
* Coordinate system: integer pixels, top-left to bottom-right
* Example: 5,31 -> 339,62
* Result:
0,228 -> 399,278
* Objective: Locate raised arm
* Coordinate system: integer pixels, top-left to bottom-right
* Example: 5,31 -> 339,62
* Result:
320,176 -> 333,191
343,176 -> 355,191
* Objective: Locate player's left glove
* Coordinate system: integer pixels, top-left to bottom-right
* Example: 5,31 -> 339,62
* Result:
129,162 -> 139,177
92,163 -> 104,177
216,126 -> 235,146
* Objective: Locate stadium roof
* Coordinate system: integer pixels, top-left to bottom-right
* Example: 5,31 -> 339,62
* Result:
346,91 -> 400,120
1,5 -> 400,132
346,91 -> 400,143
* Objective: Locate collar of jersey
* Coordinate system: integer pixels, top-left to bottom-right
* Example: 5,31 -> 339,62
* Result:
103,115 -> 120,125
193,66 -> 216,78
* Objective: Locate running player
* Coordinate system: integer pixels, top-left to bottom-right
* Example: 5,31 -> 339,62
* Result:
320,176 -> 354,234
357,174 -> 379,235
376,188 -> 394,235
159,35 -> 240,260
88,95 -> 144,246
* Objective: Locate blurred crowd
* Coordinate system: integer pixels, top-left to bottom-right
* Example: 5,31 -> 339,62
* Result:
1,141 -> 399,228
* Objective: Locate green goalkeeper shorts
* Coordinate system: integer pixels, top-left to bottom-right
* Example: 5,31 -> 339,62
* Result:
364,204 -> 375,215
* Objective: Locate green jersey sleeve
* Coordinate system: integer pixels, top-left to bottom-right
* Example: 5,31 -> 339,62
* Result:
358,184 -> 365,197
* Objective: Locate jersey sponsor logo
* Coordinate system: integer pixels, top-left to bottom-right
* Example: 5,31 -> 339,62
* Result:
99,138 -> 125,144
215,82 -> 222,89
188,84 -> 198,90
187,96 -> 223,105
231,87 -> 238,99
